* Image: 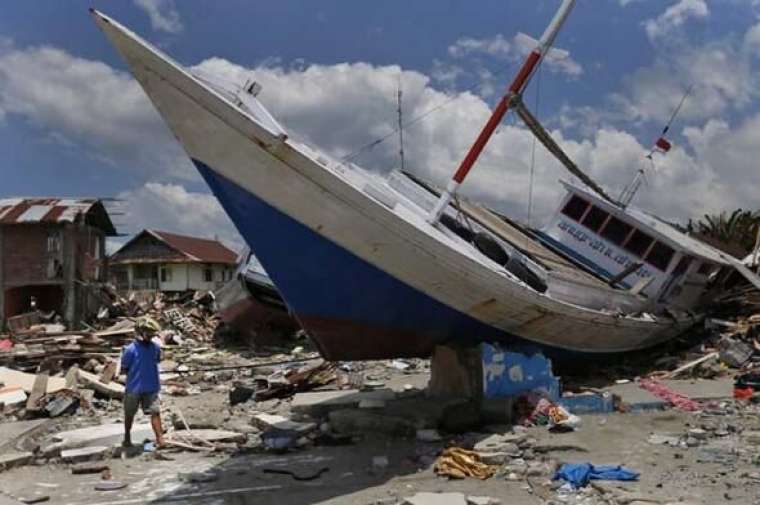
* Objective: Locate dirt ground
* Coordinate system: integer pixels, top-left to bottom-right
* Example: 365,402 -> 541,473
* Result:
2,365 -> 760,505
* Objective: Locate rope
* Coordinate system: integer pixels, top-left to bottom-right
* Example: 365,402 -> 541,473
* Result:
512,94 -> 617,204
341,62 -> 517,163
527,65 -> 542,226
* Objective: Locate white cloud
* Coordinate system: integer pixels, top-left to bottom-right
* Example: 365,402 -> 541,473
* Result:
448,34 -> 513,59
1,40 -> 757,241
0,43 -> 194,180
117,182 -> 242,249
447,33 -> 583,79
643,0 -> 709,42
191,58 -> 756,224
134,0 -> 183,34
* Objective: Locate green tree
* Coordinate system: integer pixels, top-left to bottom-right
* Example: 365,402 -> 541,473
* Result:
688,209 -> 760,254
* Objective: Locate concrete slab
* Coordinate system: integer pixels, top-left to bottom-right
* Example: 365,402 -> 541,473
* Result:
60,446 -> 110,463
0,388 -> 27,408
0,452 -> 33,471
0,368 -> 66,394
0,494 -> 23,505
0,420 -> 48,453
44,422 -> 153,454
404,492 -> 468,505
607,378 -> 734,410
252,413 -> 315,434
290,389 -> 396,416
166,429 -> 246,444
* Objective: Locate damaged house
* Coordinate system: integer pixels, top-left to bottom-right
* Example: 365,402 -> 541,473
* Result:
0,197 -> 117,330
110,229 -> 237,292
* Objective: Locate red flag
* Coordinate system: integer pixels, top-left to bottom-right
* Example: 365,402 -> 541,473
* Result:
655,137 -> 672,152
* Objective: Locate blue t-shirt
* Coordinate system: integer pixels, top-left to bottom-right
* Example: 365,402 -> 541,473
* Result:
121,340 -> 161,394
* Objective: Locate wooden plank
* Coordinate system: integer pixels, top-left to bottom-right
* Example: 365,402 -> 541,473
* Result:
26,373 -> 49,410
65,366 -> 79,389
99,360 -> 118,384
0,367 -> 66,394
77,369 -> 124,399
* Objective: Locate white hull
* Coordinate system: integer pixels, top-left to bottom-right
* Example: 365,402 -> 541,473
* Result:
93,11 -> 693,358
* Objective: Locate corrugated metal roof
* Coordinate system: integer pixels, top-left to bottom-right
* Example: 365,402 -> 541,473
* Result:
0,197 -> 100,224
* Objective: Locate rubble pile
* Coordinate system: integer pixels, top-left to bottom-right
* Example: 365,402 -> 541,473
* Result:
0,287 -> 219,375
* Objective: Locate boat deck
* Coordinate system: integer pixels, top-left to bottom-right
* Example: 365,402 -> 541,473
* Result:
456,200 -> 627,292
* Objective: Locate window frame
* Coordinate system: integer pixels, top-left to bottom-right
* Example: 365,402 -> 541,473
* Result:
561,195 -> 590,222
622,228 -> 655,258
644,241 -> 676,272
580,205 -> 610,233
599,215 -> 633,246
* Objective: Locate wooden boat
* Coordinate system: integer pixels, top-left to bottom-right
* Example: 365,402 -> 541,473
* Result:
91,2 -> 760,360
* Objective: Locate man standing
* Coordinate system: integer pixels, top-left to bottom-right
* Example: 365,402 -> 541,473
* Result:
121,317 -> 165,448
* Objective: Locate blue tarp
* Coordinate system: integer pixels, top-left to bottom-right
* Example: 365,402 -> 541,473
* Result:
554,463 -> 639,489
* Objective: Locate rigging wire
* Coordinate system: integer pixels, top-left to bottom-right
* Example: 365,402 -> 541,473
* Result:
527,65 -> 542,227
646,83 -> 694,159
341,62 -> 518,163
397,73 -> 406,172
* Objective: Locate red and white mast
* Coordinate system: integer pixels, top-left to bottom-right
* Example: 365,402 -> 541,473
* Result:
427,0 -> 576,224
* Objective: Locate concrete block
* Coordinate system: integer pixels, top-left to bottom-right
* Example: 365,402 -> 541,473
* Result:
481,344 -> 559,400
0,452 -> 33,471
403,492 -> 468,505
252,413 -> 315,434
290,389 -> 395,416
428,345 -> 482,399
60,446 -> 111,463
328,409 -> 415,437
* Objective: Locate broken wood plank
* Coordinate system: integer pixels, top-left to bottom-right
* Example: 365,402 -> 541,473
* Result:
664,352 -> 719,379
26,374 -> 49,411
99,361 -> 117,384
65,366 -> 79,389
76,369 -> 124,399
0,367 -> 66,394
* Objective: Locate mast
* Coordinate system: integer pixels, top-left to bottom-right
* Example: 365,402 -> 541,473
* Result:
427,0 -> 576,225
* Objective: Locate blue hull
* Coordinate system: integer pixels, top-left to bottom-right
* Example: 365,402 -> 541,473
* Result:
193,160 -> 533,359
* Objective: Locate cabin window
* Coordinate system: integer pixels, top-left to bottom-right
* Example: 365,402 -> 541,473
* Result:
204,265 -> 213,282
623,229 -> 654,257
561,195 -> 589,222
645,241 -> 675,271
581,206 -> 609,232
600,216 -> 632,246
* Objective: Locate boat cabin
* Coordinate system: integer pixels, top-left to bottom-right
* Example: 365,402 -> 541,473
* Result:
538,181 -> 742,310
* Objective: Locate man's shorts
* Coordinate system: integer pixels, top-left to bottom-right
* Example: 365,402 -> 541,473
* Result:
124,392 -> 160,417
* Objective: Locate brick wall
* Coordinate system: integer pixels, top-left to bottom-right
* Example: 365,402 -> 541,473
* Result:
1,224 -> 55,286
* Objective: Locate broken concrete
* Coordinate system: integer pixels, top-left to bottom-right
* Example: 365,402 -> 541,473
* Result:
43,422 -> 153,454
252,413 -> 316,434
0,452 -> 33,472
60,446 -> 110,463
403,492 -> 468,505
166,429 -> 246,445
290,389 -> 395,416
0,420 -> 48,454
76,370 -> 124,399
0,368 -> 66,394
328,409 -> 415,438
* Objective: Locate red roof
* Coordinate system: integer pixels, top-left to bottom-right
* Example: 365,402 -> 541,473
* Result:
0,197 -> 117,235
151,230 -> 238,265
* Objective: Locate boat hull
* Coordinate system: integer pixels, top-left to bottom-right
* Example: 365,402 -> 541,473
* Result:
93,11 -> 694,360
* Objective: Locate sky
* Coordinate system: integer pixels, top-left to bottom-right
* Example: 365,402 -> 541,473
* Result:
1,0 -> 759,252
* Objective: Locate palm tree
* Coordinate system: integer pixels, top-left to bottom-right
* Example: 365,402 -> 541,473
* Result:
688,209 -> 760,254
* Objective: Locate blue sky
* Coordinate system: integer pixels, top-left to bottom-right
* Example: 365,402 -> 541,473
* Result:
1,0 -> 759,248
